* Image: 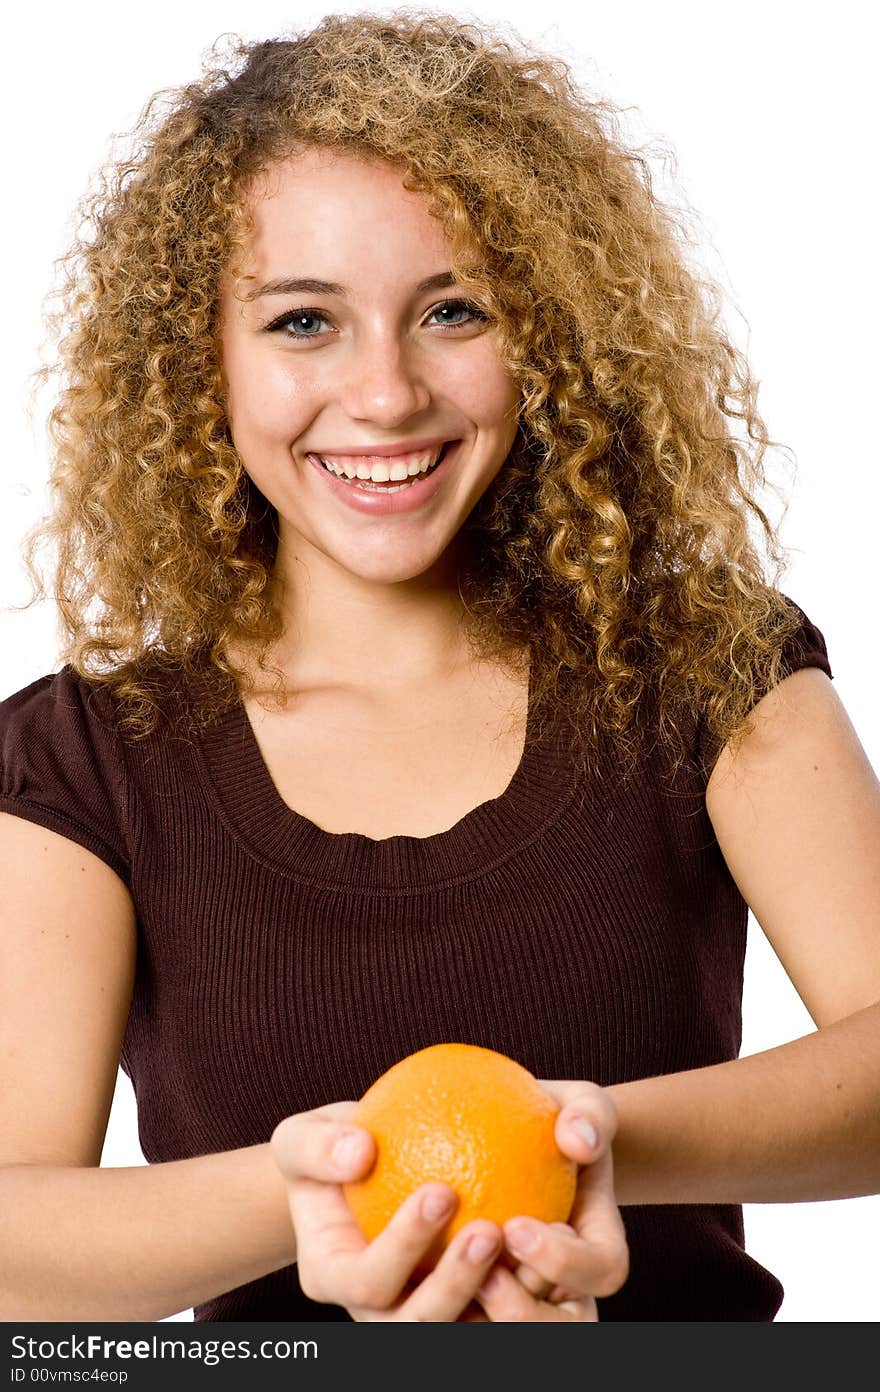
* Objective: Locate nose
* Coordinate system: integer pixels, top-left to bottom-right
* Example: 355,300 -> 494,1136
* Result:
341,332 -> 431,427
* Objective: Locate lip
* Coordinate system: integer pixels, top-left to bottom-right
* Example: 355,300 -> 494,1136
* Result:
307,435 -> 449,459
305,440 -> 460,516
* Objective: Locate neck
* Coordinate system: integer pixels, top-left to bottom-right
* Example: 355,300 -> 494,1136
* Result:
244,532 -> 478,692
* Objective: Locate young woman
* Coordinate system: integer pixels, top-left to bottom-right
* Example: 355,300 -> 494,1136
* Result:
1,12 -> 878,1323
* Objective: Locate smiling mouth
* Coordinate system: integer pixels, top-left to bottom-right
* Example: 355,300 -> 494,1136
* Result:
311,441 -> 453,492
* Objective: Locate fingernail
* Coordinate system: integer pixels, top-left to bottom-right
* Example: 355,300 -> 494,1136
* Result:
506,1220 -> 540,1255
570,1114 -> 599,1150
332,1130 -> 365,1172
467,1232 -> 501,1263
421,1191 -> 455,1222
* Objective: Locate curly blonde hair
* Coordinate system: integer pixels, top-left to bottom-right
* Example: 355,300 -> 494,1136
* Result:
18,8 -> 807,783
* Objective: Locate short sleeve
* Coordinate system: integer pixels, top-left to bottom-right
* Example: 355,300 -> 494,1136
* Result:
0,666 -> 131,887
697,595 -> 834,779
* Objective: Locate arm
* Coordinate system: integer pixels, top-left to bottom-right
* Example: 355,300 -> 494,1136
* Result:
0,814 -> 296,1320
605,999 -> 880,1205
0,1145 -> 295,1321
613,666 -> 880,1207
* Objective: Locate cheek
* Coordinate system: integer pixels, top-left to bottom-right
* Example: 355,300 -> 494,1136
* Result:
223,341 -> 315,444
446,344 -> 520,430
483,372 -> 521,431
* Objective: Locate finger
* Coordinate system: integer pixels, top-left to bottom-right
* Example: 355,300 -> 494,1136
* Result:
537,1080 -> 619,1145
286,1170 -> 372,1261
509,1221 -> 573,1301
475,1264 -> 540,1321
503,1218 -> 583,1293
510,1263 -> 554,1301
476,1264 -> 597,1322
573,1163 -> 627,1261
270,1112 -> 382,1306
551,1090 -> 619,1163
565,1135 -> 629,1298
505,1196 -> 628,1303
555,1298 -> 598,1321
400,1221 -> 504,1322
284,1168 -> 394,1310
540,1081 -> 627,1290
270,1110 -> 376,1185
325,1183 -> 467,1313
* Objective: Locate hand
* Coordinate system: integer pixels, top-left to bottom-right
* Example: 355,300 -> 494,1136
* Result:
270,1102 -> 509,1321
472,1080 -> 629,1322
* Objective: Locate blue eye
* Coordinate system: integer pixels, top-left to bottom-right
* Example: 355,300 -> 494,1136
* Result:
264,297 -> 487,341
428,299 -> 486,328
267,309 -> 328,337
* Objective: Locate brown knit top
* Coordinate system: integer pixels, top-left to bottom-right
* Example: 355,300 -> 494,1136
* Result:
0,599 -> 833,1321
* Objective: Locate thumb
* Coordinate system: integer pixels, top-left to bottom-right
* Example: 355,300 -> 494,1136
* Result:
270,1103 -> 376,1185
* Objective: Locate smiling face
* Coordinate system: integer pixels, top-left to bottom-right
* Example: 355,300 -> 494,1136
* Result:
219,147 -> 521,589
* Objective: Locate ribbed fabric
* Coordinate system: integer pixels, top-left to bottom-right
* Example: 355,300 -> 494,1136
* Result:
0,597 -> 833,1322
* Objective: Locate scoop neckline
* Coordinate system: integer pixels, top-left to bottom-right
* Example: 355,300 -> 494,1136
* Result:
196,661 -> 580,893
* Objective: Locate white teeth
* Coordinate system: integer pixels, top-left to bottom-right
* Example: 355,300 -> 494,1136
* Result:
317,447 -> 442,483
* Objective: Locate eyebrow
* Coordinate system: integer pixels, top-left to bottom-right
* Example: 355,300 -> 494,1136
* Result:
243,270 -> 460,301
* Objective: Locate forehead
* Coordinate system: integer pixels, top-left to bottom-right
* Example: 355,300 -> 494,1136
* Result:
240,147 -> 450,277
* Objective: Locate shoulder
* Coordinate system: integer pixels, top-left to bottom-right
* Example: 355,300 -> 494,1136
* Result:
1,664 -> 111,736
696,593 -> 833,782
0,665 -> 133,887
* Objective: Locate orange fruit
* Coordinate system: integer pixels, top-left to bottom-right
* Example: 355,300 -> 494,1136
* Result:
343,1043 -> 577,1274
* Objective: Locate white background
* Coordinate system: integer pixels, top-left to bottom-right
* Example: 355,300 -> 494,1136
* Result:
1,1 -> 877,1322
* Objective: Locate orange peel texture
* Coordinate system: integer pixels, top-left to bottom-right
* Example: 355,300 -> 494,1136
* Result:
343,1042 -> 578,1275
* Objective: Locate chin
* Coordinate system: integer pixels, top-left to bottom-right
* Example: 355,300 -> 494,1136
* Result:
339,555 -> 446,585
327,529 -> 460,581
